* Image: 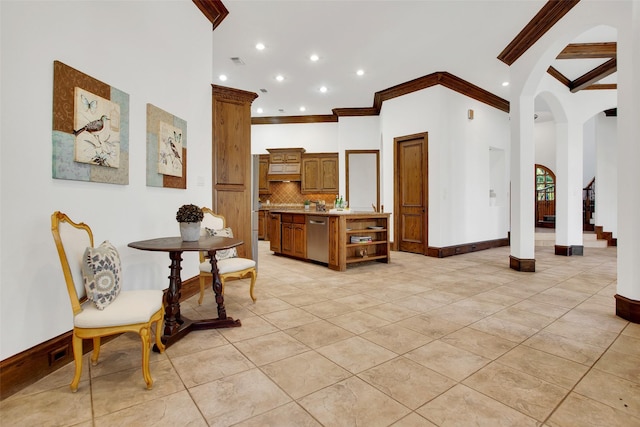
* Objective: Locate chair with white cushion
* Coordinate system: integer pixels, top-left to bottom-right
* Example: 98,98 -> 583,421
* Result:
51,211 -> 165,392
198,207 -> 257,304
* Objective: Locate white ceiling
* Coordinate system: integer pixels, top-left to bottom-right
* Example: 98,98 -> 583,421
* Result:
211,1 -> 616,118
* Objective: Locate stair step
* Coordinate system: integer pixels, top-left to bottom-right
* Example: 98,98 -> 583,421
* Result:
534,232 -> 608,248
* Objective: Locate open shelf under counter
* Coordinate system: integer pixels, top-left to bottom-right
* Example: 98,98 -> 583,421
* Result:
328,212 -> 391,271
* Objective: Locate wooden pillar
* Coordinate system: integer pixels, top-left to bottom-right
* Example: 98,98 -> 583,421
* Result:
211,85 -> 258,259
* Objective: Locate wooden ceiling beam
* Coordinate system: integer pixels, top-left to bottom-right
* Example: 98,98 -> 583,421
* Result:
557,42 -> 616,59
570,58 -> 617,92
583,83 -> 617,90
547,66 -> 571,88
498,0 -> 581,65
193,0 -> 229,30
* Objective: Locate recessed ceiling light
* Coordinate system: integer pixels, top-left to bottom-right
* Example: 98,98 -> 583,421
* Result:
310,54 -> 319,62
502,81 -> 509,87
256,108 -> 263,114
276,75 -> 284,82
256,43 -> 265,50
299,106 -> 306,112
356,69 -> 365,76
319,86 -> 327,93
219,74 -> 228,81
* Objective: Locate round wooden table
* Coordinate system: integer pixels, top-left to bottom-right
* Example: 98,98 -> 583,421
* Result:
128,235 -> 243,350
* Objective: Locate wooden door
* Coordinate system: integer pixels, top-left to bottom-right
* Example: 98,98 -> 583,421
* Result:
394,133 -> 428,254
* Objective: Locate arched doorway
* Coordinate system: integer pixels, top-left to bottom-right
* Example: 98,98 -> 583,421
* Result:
535,164 -> 556,227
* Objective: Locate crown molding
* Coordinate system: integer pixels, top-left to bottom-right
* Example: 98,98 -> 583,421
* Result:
251,115 -> 338,125
331,107 -> 380,117
212,84 -> 258,104
498,0 -> 581,65
252,72 -> 509,125
193,0 -> 228,29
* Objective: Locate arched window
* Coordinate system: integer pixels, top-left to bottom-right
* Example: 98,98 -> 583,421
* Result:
535,164 -> 556,226
536,165 -> 555,201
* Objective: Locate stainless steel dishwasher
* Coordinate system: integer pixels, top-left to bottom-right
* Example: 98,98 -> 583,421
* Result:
306,216 -> 329,263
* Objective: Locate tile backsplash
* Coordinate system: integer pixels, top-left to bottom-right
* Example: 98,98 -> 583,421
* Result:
260,181 -> 337,206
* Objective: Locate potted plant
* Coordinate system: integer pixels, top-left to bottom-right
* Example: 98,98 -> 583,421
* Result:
176,204 -> 204,241
304,200 -> 311,211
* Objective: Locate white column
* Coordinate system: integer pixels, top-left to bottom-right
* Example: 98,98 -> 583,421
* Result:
555,121 -> 584,253
594,114 -> 617,236
616,0 -> 640,320
510,96 -> 536,270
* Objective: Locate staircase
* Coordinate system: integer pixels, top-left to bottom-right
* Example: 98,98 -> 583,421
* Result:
535,229 -> 608,248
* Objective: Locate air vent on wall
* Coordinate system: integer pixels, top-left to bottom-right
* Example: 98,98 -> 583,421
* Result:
230,57 -> 245,65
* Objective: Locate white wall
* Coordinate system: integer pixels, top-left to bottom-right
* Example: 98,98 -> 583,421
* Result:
583,117 -> 597,186
0,1 -> 213,359
252,122 -> 339,154
252,86 -> 512,248
595,113 -> 618,236
381,86 -> 511,246
534,121 -> 557,173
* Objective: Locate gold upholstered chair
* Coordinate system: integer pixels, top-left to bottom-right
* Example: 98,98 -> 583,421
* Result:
198,207 -> 257,304
51,211 -> 165,392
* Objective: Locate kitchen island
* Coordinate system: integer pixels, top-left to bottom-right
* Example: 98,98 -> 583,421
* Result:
267,209 -> 391,271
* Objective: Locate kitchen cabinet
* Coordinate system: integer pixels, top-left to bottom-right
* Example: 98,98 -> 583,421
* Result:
280,213 -> 306,259
301,153 -> 339,194
268,148 -> 304,164
268,212 -> 281,252
269,210 -> 390,271
258,155 -> 270,195
258,210 -> 268,240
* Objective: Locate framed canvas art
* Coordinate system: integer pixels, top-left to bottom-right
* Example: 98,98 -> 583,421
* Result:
146,104 -> 187,189
52,61 -> 129,185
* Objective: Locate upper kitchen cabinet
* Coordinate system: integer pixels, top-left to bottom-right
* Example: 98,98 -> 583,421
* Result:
301,153 -> 339,194
267,148 -> 305,181
258,154 -> 270,195
268,148 -> 304,164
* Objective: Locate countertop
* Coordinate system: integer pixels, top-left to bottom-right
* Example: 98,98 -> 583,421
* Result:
266,209 -> 389,217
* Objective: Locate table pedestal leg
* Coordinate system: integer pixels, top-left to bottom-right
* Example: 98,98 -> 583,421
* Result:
163,251 -> 182,337
153,248 -> 241,352
209,252 -> 227,319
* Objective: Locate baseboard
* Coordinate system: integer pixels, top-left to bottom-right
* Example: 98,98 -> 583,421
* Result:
0,276 -> 201,401
427,237 -> 509,258
510,255 -> 536,272
615,294 -> 640,324
554,245 -> 572,256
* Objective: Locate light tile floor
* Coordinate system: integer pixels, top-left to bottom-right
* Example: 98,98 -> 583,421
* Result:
3,241 -> 640,426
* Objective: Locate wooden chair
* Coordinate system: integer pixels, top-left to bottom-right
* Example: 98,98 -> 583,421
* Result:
51,211 -> 165,392
198,207 -> 257,304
